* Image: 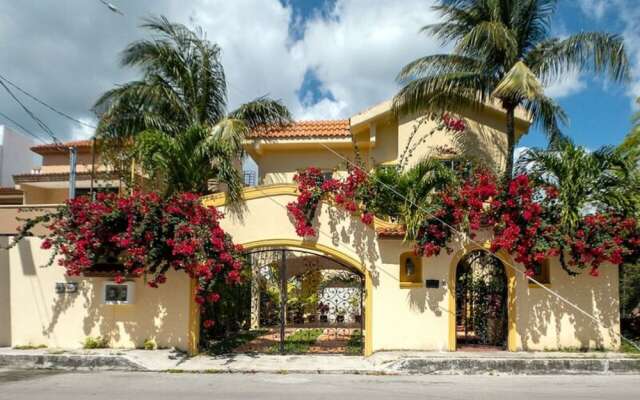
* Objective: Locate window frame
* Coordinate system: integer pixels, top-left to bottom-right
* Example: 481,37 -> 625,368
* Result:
103,281 -> 135,305
529,259 -> 551,287
399,252 -> 423,288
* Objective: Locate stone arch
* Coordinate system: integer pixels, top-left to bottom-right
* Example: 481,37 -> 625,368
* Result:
448,245 -> 518,352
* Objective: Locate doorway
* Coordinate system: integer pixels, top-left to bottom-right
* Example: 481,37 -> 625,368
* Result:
455,250 -> 508,351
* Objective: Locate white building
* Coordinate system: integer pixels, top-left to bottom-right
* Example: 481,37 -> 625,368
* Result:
0,125 -> 39,187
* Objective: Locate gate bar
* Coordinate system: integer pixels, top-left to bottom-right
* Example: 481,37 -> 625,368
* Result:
279,249 -> 287,354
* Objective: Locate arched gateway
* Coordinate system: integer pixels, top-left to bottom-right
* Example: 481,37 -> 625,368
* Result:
200,185 -> 376,355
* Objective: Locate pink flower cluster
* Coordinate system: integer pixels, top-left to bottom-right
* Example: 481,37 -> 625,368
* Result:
288,167 -> 374,237
442,113 -> 466,132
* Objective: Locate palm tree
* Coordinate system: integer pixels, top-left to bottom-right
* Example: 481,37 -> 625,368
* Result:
369,158 -> 459,238
394,0 -> 629,180
93,16 -> 291,197
516,139 -> 638,230
132,124 -> 245,201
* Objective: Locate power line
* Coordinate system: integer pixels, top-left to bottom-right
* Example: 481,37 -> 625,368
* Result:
0,79 -> 62,147
0,110 -> 49,145
0,74 -> 97,129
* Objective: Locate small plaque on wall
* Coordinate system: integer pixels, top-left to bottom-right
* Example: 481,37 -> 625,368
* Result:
425,279 -> 440,289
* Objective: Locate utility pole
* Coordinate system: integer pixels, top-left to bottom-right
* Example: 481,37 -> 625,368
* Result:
89,136 -> 96,200
279,249 -> 287,354
69,146 -> 77,199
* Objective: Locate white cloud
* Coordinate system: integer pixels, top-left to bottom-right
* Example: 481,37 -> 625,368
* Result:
544,69 -> 586,98
615,1 -> 640,106
577,0 -> 612,20
294,0 -> 442,118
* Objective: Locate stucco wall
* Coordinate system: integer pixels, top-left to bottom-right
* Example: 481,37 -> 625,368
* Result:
255,148 -> 354,185
0,237 -> 11,346
514,259 -> 620,351
39,151 -> 106,174
371,240 -> 451,351
4,237 -> 192,350
21,185 -> 68,205
397,110 -> 513,173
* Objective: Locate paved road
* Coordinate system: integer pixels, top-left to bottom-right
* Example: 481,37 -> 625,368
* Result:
0,369 -> 639,399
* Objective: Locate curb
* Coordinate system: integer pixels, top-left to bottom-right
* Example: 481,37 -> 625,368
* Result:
387,357 -> 640,375
0,354 -> 147,371
1,354 -> 639,375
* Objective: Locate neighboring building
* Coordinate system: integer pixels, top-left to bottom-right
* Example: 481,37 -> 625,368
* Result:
0,99 -> 620,355
0,125 -> 38,187
0,187 -> 23,205
13,139 -> 120,204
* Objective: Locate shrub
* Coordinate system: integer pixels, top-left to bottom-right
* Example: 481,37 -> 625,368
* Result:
83,336 -> 109,349
143,338 -> 157,350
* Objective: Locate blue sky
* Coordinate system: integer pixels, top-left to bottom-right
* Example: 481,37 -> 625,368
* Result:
1,0 -> 638,151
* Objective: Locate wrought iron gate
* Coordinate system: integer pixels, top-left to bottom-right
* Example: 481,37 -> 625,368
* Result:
455,250 -> 508,349
247,248 -> 364,354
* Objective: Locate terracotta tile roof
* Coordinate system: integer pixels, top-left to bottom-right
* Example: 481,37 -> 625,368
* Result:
376,225 -> 406,238
13,171 -> 116,183
250,120 -> 351,139
0,187 -> 23,196
31,139 -> 93,155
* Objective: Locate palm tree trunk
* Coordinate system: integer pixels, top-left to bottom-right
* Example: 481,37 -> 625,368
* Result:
504,106 -> 516,181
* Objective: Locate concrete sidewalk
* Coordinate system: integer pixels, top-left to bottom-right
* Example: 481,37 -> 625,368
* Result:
1,347 -> 639,375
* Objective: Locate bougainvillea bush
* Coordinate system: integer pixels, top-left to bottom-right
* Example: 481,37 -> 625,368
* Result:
288,165 -> 640,278
8,191 -> 245,330
287,166 -> 374,237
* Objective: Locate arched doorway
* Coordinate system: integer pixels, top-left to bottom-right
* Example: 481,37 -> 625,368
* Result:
196,240 -> 371,356
454,250 -> 509,351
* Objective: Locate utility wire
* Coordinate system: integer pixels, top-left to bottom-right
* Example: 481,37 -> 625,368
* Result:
0,110 -> 49,145
0,79 -> 63,148
0,74 -> 97,129
316,140 -> 640,352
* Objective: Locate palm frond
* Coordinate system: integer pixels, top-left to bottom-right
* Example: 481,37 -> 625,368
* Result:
393,71 -> 493,116
396,54 -> 483,84
526,32 -> 630,85
228,97 -> 292,130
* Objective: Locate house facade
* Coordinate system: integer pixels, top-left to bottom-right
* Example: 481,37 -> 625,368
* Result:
0,101 -> 620,355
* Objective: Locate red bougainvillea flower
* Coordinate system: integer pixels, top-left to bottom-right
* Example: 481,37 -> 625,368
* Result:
360,212 -> 374,225
206,292 -> 221,303
203,319 -> 215,329
287,167 -> 374,237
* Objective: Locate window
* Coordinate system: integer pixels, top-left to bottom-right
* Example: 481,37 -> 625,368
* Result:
399,252 -> 422,288
530,259 -> 551,286
103,281 -> 135,304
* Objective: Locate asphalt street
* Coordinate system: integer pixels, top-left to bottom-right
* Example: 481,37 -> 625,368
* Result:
0,369 -> 638,399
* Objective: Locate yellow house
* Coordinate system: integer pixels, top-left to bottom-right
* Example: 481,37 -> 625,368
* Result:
0,100 -> 620,355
